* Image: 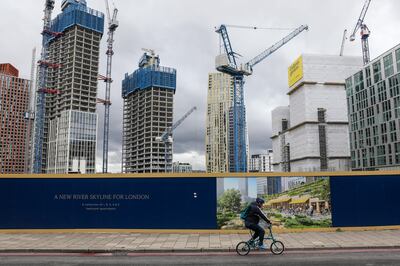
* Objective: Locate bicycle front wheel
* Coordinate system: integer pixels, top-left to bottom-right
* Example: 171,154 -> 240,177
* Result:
270,240 -> 284,255
236,241 -> 250,256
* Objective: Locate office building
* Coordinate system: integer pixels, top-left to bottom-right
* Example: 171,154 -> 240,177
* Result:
37,0 -> 104,173
0,64 -> 30,173
122,51 -> 176,173
272,54 -> 362,172
346,44 -> 400,170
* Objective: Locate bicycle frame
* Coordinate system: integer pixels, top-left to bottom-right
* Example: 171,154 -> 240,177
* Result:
248,226 -> 276,247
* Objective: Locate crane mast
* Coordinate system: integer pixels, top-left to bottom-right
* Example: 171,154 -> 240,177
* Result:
101,0 -> 119,173
24,48 -> 36,173
215,24 -> 308,172
32,0 -> 55,173
156,106 -> 197,172
340,29 -> 347,56
350,0 -> 372,65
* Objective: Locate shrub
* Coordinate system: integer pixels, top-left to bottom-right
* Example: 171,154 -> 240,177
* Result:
284,218 -> 300,228
296,217 -> 314,226
217,211 -> 236,228
270,212 -> 283,219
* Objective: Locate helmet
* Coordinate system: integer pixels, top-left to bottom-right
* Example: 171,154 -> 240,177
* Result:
256,198 -> 265,205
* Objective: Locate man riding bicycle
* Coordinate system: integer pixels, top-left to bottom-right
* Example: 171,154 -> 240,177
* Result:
243,197 -> 271,250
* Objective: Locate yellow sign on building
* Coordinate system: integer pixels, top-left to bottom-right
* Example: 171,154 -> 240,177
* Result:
288,56 -> 303,87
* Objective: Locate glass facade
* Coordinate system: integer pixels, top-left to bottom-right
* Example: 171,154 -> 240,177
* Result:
47,110 -> 97,174
346,45 -> 400,170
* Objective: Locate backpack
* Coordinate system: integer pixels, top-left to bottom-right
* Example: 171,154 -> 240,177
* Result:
240,204 -> 251,220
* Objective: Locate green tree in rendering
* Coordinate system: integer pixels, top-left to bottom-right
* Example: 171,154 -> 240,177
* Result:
218,189 -> 242,213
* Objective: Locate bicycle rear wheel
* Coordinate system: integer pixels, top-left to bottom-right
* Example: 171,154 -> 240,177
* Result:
270,240 -> 284,255
236,241 -> 250,256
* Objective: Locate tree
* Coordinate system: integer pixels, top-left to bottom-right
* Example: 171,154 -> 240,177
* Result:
218,189 -> 242,213
320,178 -> 331,202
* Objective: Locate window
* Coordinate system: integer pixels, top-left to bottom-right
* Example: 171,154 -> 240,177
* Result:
365,67 -> 372,87
396,49 -> 400,72
383,54 -> 394,78
394,96 -> 400,118
354,71 -> 364,92
373,61 -> 382,83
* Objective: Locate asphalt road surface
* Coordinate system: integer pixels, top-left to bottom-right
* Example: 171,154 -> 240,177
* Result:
1,249 -> 400,265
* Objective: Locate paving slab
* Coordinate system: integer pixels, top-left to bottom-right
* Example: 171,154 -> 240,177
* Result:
0,229 -> 399,253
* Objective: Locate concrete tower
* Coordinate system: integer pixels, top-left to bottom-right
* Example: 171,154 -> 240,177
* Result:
122,51 -> 176,173
43,0 -> 104,173
272,54 -> 363,172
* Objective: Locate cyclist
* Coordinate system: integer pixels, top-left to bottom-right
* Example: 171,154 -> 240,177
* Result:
244,197 -> 271,250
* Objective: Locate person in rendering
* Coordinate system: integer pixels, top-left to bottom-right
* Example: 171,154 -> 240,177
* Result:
244,197 -> 271,250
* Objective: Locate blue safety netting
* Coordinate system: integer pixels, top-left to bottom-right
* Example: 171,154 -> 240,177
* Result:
122,65 -> 177,98
50,2 -> 104,40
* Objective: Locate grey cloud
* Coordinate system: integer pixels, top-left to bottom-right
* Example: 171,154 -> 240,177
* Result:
1,0 -> 399,171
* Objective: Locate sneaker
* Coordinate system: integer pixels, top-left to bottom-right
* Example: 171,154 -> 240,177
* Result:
258,244 -> 267,250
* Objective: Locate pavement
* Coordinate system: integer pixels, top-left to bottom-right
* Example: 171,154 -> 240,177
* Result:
0,229 -> 400,253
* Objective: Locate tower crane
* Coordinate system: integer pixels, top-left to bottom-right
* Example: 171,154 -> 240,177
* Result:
24,48 -> 36,173
155,106 -> 197,173
215,24 -> 308,172
349,0 -> 372,65
32,0 -> 56,173
101,0 -> 119,173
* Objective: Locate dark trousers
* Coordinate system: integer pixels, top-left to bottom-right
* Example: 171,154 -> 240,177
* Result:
245,222 -> 265,245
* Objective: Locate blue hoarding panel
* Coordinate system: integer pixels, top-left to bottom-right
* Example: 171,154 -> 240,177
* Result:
331,175 -> 400,227
0,178 -> 217,229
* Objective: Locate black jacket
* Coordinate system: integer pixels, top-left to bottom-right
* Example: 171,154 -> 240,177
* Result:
245,201 -> 271,225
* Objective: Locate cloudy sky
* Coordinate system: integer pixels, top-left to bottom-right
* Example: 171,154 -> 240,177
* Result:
1,0 -> 400,172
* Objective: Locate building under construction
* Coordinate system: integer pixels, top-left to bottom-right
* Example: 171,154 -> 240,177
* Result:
272,54 -> 362,172
122,51 -> 176,173
34,0 -> 104,173
0,64 -> 31,173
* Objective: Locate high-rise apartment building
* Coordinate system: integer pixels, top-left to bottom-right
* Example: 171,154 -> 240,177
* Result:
272,54 -> 362,172
172,162 -> 193,173
0,64 -> 30,173
122,51 -> 176,173
37,0 -> 104,174
250,149 -> 273,172
346,44 -> 400,170
205,73 -> 233,173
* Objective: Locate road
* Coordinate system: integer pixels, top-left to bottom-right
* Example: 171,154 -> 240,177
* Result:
0,249 -> 400,265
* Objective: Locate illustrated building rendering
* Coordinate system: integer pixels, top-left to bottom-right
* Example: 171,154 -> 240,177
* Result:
272,54 -> 362,172
346,44 -> 400,170
249,149 -> 274,196
0,64 -> 30,173
34,0 -> 104,173
122,51 -> 176,173
205,72 -> 234,173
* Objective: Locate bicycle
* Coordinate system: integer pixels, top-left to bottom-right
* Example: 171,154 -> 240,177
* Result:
235,224 -> 285,256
